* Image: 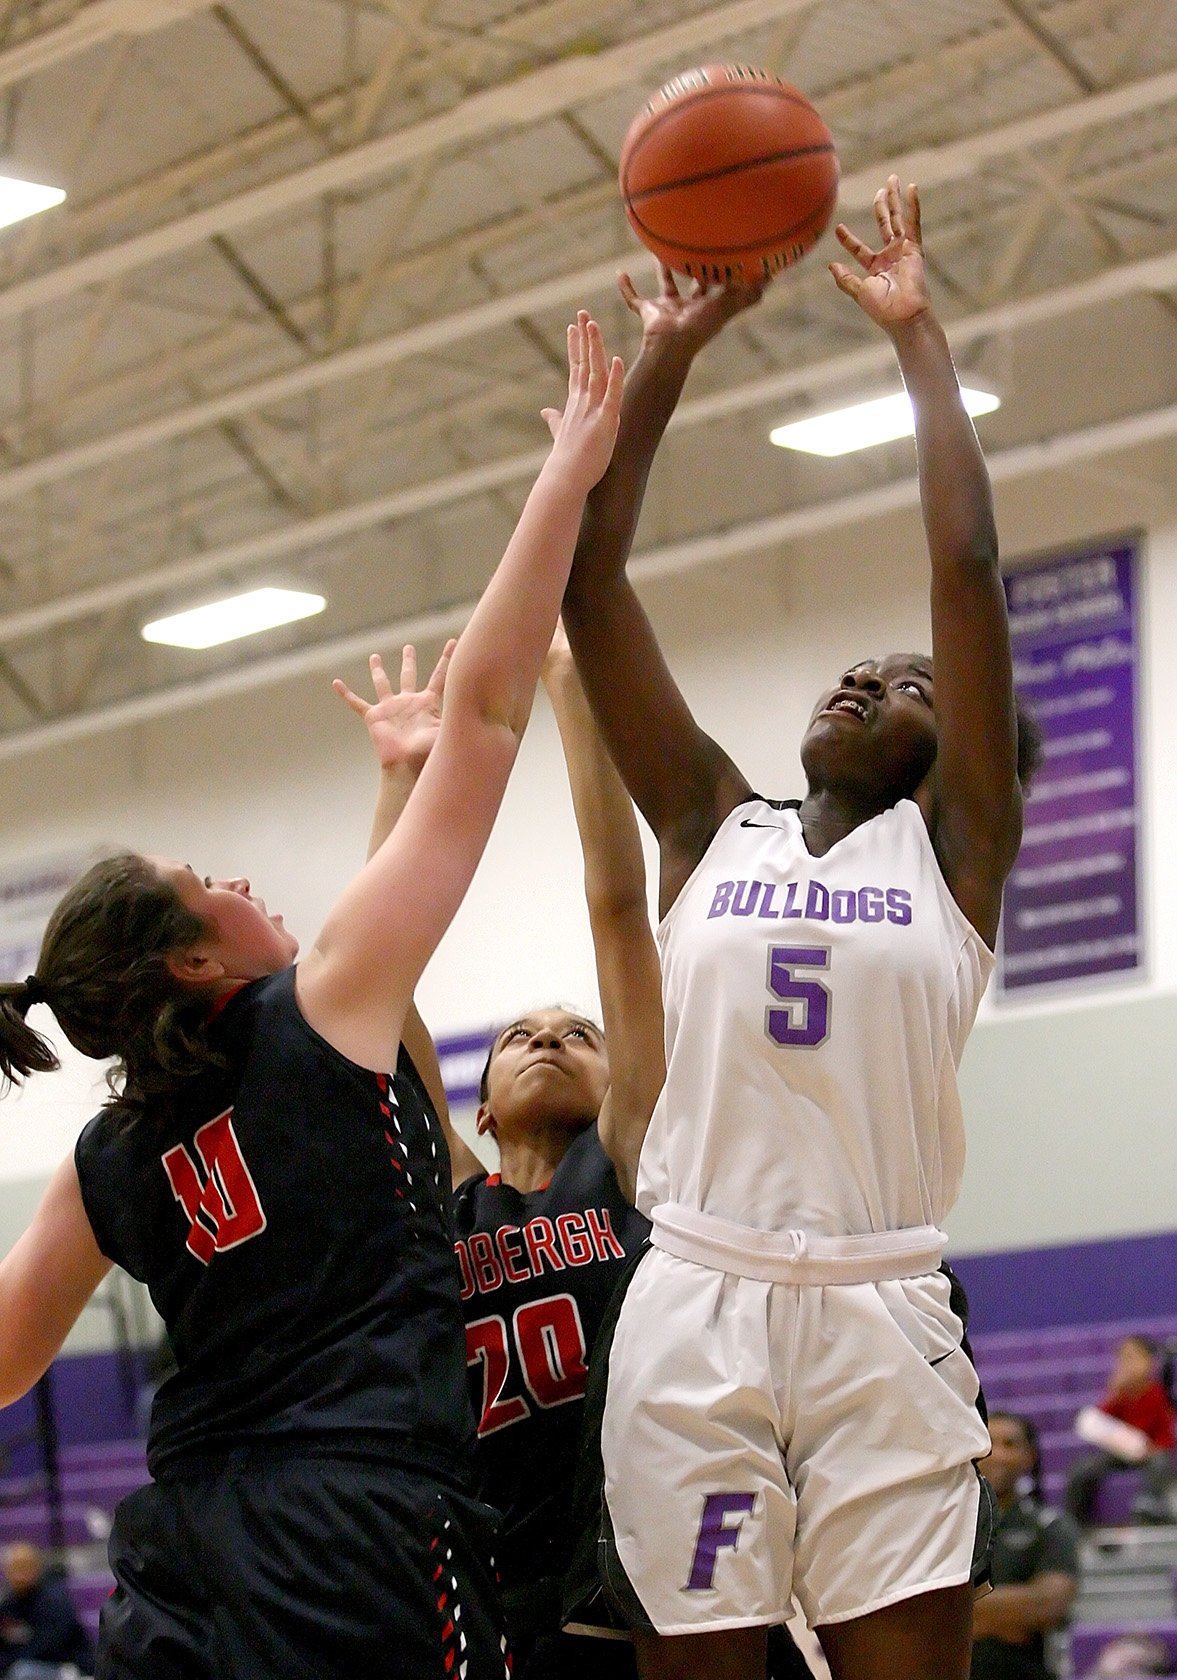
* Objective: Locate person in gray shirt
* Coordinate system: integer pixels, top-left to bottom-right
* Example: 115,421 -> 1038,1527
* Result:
972,1413 -> 1080,1680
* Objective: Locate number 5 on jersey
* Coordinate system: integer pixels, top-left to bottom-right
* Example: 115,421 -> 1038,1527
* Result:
765,945 -> 831,1048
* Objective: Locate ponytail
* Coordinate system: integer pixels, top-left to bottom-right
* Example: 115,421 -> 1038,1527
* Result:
0,977 -> 60,1086
1,853 -> 221,1122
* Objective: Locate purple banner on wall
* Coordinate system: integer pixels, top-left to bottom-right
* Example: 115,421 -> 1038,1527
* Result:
999,534 -> 1142,994
435,1025 -> 499,1108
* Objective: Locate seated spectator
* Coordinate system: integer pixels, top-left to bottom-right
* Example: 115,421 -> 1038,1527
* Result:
972,1412 -> 1079,1680
1090,1632 -> 1176,1676
0,1542 -> 93,1677
1065,1335 -> 1176,1526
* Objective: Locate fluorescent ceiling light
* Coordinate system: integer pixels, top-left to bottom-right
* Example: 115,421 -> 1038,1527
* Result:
142,587 -> 326,649
0,175 -> 65,231
770,388 -> 1001,457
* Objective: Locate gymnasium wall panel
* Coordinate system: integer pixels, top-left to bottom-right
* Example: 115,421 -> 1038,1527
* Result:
948,990 -> 1177,1253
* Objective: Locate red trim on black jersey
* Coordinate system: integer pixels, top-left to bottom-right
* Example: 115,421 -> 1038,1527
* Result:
207,983 -> 248,1021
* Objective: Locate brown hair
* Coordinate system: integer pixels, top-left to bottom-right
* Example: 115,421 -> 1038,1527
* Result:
0,852 -> 220,1121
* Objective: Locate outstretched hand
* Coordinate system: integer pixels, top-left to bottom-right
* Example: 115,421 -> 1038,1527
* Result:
540,312 -> 624,493
619,264 -> 765,357
333,641 -> 456,774
829,175 -> 932,332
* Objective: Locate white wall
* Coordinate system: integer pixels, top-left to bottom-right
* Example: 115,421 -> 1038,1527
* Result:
3,454 -> 1177,1277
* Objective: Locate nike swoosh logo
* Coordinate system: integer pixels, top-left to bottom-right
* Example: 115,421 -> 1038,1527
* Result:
739,818 -> 792,829
928,1347 -> 961,1368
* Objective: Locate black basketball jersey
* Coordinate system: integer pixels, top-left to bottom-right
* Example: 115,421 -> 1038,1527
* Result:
451,1124 -> 649,1591
75,968 -> 473,1483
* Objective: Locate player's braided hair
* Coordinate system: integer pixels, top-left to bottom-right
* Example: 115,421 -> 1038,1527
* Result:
0,852 -> 222,1121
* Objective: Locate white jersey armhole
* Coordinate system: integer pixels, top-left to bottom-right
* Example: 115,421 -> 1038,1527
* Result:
656,798 -> 799,944
901,798 -> 998,965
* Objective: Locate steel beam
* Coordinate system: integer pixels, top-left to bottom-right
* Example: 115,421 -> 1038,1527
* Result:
3,233 -> 1177,643
2,394 -> 1176,761
0,0 -> 211,94
4,59 -> 1177,499
0,0 -> 816,322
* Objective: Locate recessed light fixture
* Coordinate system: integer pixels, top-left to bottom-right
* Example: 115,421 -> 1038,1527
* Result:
769,388 -> 1001,457
0,175 -> 65,231
142,587 -> 326,650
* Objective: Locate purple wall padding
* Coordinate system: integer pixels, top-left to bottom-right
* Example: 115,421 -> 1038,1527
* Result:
0,1349 -> 138,1474
950,1228 -> 1177,1334
47,1348 -> 138,1443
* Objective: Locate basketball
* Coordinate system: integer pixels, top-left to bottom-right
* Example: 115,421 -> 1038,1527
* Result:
619,65 -> 839,283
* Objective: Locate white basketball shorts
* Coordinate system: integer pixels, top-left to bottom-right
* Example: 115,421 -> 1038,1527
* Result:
600,1248 -> 990,1635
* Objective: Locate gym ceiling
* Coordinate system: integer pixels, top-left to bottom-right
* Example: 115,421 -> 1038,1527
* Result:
0,0 -> 1174,755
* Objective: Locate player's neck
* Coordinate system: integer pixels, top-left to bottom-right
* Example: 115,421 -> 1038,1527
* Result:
496,1126 -> 576,1194
797,785 -> 891,855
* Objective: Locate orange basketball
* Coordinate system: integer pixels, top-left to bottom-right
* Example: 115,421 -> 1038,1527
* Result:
619,65 -> 839,283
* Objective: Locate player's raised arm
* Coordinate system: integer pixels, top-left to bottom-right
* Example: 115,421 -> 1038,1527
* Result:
541,624 -> 664,1203
299,314 -> 623,1072
333,643 -> 485,1187
830,176 -> 1022,946
562,270 -> 763,916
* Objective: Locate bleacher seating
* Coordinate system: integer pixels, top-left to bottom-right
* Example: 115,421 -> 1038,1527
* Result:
972,1312 -> 1177,1673
0,1313 -> 1173,1654
0,1439 -> 146,1550
0,1437 -> 145,1638
1070,1619 -> 1177,1676
971,1314 -> 1177,1515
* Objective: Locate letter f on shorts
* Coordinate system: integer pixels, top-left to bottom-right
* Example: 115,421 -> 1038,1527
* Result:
686,1493 -> 757,1590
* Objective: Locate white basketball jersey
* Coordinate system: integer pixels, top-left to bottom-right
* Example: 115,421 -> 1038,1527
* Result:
637,797 -> 993,1237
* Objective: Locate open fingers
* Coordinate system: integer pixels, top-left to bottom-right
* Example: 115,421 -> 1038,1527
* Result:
659,263 -> 680,298
835,222 -> 877,270
905,181 -> 922,247
427,638 -> 457,697
572,310 -> 591,399
604,352 -> 624,413
565,317 -> 582,401
828,262 -> 863,300
369,653 -> 393,699
398,644 -> 418,695
332,678 -> 368,718
617,271 -> 642,314
584,316 -> 608,401
885,174 -> 905,241
873,184 -> 894,247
